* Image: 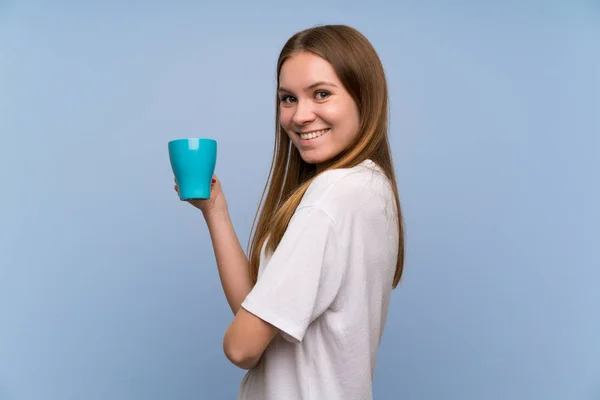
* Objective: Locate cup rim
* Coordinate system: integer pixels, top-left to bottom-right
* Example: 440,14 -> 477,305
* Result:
168,137 -> 216,145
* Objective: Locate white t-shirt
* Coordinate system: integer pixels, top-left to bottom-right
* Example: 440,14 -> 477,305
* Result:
239,159 -> 399,400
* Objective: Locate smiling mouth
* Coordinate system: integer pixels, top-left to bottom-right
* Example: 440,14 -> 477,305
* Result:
297,128 -> 330,140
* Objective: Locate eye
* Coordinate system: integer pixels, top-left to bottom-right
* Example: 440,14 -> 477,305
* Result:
280,95 -> 296,104
315,90 -> 330,100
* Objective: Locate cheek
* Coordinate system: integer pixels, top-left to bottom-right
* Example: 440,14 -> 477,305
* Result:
345,103 -> 360,138
326,104 -> 359,136
279,107 -> 294,129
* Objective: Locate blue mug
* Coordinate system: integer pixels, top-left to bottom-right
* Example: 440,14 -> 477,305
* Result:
168,138 -> 217,200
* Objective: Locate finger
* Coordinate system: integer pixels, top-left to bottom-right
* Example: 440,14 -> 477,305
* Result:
174,184 -> 178,192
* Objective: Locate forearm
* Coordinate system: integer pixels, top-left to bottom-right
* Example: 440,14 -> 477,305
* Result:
204,209 -> 253,315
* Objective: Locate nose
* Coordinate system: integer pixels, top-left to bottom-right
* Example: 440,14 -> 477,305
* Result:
292,99 -> 316,126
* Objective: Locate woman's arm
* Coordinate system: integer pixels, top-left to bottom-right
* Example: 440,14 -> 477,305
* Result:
175,176 -> 252,315
176,177 -> 277,369
206,209 -> 279,369
204,209 -> 253,315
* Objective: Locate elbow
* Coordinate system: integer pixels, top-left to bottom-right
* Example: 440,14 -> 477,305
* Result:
223,335 -> 260,370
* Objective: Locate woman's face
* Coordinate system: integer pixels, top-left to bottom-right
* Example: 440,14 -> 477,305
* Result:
278,51 -> 360,166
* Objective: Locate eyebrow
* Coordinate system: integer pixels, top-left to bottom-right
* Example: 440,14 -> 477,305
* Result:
278,80 -> 338,93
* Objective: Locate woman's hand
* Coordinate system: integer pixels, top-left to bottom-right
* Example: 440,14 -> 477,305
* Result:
174,175 -> 228,216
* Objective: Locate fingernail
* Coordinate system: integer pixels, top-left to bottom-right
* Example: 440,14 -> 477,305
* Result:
212,179 -> 216,183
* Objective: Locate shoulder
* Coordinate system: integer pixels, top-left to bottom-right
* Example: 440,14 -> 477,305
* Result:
299,160 -> 396,219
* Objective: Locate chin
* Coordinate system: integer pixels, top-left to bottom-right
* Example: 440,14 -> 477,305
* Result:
298,153 -> 322,165
298,150 -> 336,166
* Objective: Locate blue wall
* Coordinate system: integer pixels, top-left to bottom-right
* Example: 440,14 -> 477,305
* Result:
1,1 -> 598,399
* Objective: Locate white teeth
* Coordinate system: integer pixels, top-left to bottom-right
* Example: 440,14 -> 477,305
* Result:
299,129 -> 329,140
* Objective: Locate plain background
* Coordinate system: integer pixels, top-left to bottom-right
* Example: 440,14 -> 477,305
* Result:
1,1 -> 599,399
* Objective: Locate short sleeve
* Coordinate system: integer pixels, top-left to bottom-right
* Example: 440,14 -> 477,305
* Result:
240,205 -> 342,343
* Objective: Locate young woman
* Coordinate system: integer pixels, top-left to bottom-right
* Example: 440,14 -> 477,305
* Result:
174,24 -> 405,400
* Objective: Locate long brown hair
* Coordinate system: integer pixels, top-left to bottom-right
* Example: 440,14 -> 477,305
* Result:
248,24 -> 405,288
